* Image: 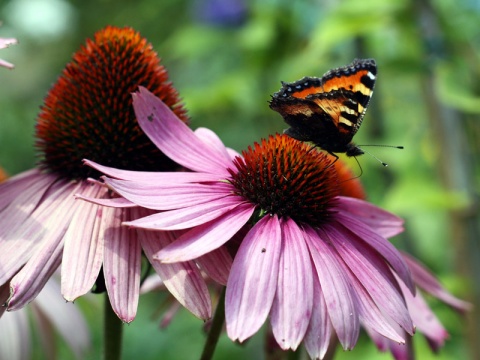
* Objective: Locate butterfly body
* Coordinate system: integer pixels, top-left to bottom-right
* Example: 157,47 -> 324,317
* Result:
269,58 -> 377,157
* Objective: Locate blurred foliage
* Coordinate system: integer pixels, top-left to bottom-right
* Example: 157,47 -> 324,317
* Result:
1,0 -> 479,359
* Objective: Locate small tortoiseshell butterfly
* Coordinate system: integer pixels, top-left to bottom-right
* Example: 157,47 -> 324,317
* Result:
269,58 -> 377,158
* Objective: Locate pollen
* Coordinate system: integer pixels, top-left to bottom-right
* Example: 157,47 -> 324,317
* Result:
229,134 -> 340,227
35,26 -> 188,180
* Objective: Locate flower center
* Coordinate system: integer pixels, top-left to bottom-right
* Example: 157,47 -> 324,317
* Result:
35,26 -> 188,180
229,134 -> 340,227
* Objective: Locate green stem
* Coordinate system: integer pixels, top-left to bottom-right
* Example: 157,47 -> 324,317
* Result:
200,287 -> 226,360
104,295 -> 123,360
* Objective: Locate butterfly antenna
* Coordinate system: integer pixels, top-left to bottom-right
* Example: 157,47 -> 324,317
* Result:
360,148 -> 389,166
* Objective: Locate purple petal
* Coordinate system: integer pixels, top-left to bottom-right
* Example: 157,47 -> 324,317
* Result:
304,277 -> 333,360
402,252 -> 471,311
137,219 -> 211,320
102,177 -> 233,210
336,197 -> 404,238
334,212 -> 415,295
84,159 -> 222,183
194,127 -> 232,161
0,169 -> 49,210
125,196 -> 248,230
7,182 -> 84,310
75,194 -> 137,208
103,207 -> 141,323
0,308 -> 30,359
304,226 -> 360,350
226,215 -> 282,342
270,219 -> 313,350
133,87 -> 232,174
154,203 -> 255,262
62,183 -> 106,301
397,278 -> 448,347
196,246 -> 232,286
326,223 -> 414,335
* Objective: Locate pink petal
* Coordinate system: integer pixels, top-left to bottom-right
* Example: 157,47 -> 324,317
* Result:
125,196 -> 248,230
226,215 -> 282,342
304,277 -> 333,360
270,219 -> 313,350
102,176 -> 233,210
196,246 -> 232,286
84,159 -> 221,183
336,197 -> 404,238
0,59 -> 14,69
7,183 -> 83,310
133,87 -> 232,174
305,226 -> 360,350
62,184 -> 106,301
0,38 -> 17,49
103,207 -> 141,323
334,212 -> 415,295
0,169 -> 47,209
0,308 -> 30,359
401,252 -> 471,311
194,127 -> 232,161
326,223 -> 414,335
155,203 -> 255,262
75,194 -> 137,208
138,222 -> 211,320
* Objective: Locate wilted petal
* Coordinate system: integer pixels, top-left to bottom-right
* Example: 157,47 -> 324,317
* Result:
103,207 -> 141,323
270,218 -> 313,350
305,226 -> 360,350
226,215 -> 282,342
62,184 -> 105,301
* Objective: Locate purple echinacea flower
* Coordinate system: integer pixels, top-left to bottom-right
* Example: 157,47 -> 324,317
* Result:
0,26 -> 213,323
81,86 -> 424,359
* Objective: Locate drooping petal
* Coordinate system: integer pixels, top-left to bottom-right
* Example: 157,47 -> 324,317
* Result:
75,194 -> 137,208
138,223 -> 211,320
0,308 -> 30,360
102,176 -> 233,210
304,277 -> 333,360
0,169 -> 48,210
334,212 -> 415,295
270,219 -> 313,350
133,87 -> 232,174
326,223 -> 414,334
124,196 -> 248,230
8,183 -> 84,310
154,203 -> 255,262
305,226 -> 360,350
401,252 -> 471,311
62,184 -> 105,301
226,215 -> 282,342
336,197 -> 404,238
84,159 -> 221,183
196,246 -> 232,286
103,207 -> 141,323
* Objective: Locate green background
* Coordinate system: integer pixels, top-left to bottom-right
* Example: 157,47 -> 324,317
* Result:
0,0 -> 478,359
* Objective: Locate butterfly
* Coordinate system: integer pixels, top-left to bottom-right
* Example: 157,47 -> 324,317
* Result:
269,58 -> 377,158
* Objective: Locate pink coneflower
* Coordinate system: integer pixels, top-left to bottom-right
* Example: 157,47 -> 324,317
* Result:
83,87 -> 420,358
0,33 -> 17,69
0,26 -> 212,322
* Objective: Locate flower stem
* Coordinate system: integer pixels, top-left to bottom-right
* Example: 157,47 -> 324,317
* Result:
104,295 -> 123,360
200,287 -> 226,360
